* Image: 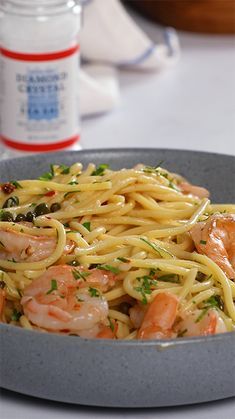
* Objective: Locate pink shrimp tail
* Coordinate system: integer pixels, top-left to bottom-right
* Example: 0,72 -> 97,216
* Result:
180,182 -> 210,199
138,292 -> 179,340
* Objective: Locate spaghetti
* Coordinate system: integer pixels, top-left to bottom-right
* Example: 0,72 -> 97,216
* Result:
0,161 -> 234,339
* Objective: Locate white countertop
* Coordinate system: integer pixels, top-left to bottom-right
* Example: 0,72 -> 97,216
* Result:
1,14 -> 235,419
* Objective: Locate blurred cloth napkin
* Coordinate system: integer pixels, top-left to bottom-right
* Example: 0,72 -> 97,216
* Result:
80,0 -> 180,116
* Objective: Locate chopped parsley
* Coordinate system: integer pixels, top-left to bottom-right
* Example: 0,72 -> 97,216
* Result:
168,181 -> 179,191
72,269 -> 90,281
10,180 -> 23,189
134,275 -> 158,305
38,171 -> 54,181
17,288 -> 23,298
50,164 -> 55,177
140,237 -> 161,257
140,237 -> 173,258
68,181 -> 79,185
97,264 -> 120,274
11,309 -> 22,321
108,317 -> 115,332
64,191 -> 80,198
134,286 -> 148,305
143,161 -> 164,174
60,164 -> 70,175
91,164 -> 109,176
158,274 -> 180,284
82,221 -> 91,231
161,172 -> 169,180
200,240 -> 207,245
143,166 -> 179,192
195,308 -> 209,323
88,287 -> 100,297
195,295 -> 223,323
117,257 -> 129,263
206,295 -> 224,311
46,279 -> 58,295
149,268 -> 158,277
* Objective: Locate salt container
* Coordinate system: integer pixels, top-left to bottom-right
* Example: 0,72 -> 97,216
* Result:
0,0 -> 81,157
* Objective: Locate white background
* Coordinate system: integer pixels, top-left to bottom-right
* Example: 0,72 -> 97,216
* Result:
81,21 -> 235,156
1,12 -> 235,419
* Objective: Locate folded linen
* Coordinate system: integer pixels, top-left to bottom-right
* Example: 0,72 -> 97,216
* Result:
80,0 -> 180,116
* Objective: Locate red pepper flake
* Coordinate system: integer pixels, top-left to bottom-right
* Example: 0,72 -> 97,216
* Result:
45,190 -> 56,197
1,183 -> 16,194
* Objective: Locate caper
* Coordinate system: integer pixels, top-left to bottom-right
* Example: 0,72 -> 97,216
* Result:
0,211 -> 14,222
2,196 -> 19,209
26,211 -> 35,222
35,203 -> 50,217
15,213 -> 26,223
50,202 -> 61,213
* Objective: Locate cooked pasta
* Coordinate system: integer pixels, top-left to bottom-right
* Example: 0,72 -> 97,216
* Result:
0,161 -> 234,339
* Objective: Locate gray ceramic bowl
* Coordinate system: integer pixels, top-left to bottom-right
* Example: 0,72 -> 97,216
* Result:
0,148 -> 235,407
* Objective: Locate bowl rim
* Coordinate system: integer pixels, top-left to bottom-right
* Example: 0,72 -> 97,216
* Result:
1,322 -> 234,347
1,146 -> 235,165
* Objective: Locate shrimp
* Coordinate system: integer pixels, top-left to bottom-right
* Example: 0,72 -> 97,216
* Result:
190,214 -> 235,279
180,182 -> 210,199
137,292 -> 179,339
83,267 -> 118,292
129,303 -> 147,329
0,227 -> 74,262
77,321 -> 118,339
21,265 -> 109,334
96,321 -> 118,339
177,309 -> 227,337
